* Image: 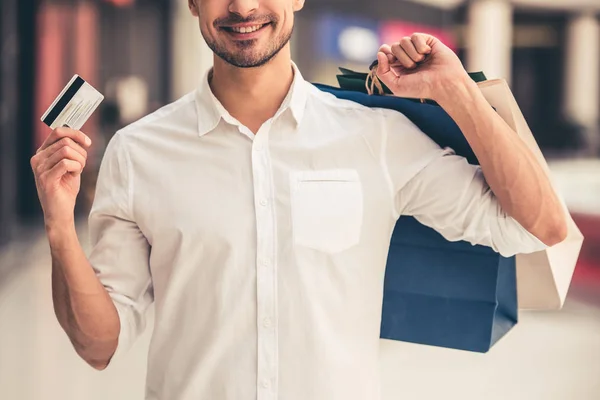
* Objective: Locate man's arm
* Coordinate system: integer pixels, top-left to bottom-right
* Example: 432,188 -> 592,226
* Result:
31,128 -> 152,370
375,33 -> 568,246
31,127 -> 120,369
436,78 -> 567,246
382,109 -> 548,257
49,224 -> 120,370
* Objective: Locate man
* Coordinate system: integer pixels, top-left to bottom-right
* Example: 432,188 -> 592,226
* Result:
31,0 -> 567,399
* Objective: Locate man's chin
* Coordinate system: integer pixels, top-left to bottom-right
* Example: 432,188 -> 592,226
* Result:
225,58 -> 271,69
207,31 -> 290,69
217,49 -> 276,69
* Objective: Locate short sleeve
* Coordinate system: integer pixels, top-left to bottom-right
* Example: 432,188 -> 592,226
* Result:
88,132 -> 153,363
380,109 -> 547,257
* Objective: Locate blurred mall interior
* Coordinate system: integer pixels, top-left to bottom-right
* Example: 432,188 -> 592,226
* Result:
2,0 -> 600,244
1,0 -> 599,399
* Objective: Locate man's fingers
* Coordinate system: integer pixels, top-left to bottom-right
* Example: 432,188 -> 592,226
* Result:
31,136 -> 88,180
400,37 -> 425,63
391,42 -> 417,69
40,136 -> 88,160
41,145 -> 87,175
379,44 -> 393,56
410,33 -> 432,55
38,126 -> 92,153
43,159 -> 83,184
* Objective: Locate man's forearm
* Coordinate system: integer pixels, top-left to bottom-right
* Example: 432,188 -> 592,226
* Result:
47,223 -> 120,370
436,77 -> 568,246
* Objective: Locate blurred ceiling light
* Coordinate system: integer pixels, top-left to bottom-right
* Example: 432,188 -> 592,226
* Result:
338,27 -> 380,63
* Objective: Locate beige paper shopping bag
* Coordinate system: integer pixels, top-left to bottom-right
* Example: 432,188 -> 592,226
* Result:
478,79 -> 585,310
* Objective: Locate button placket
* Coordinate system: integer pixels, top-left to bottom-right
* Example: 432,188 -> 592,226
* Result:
252,127 -> 278,400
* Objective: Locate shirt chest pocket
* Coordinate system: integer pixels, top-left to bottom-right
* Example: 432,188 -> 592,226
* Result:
290,169 -> 363,254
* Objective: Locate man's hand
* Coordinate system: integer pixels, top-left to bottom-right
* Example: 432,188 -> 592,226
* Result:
375,33 -> 469,101
30,126 -> 92,228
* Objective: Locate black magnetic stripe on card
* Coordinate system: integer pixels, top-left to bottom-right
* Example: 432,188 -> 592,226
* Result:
43,76 -> 85,126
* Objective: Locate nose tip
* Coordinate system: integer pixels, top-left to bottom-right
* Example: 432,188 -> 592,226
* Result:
228,0 -> 259,18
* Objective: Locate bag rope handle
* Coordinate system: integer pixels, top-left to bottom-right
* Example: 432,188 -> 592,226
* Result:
365,60 -> 426,103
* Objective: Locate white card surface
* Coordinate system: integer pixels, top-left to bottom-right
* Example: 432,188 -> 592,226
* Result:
41,74 -> 104,131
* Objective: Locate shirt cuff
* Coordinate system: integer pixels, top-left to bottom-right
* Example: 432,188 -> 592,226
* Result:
491,215 -> 549,257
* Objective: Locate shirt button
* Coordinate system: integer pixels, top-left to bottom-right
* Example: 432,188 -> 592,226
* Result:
261,379 -> 271,389
260,199 -> 268,207
263,318 -> 272,328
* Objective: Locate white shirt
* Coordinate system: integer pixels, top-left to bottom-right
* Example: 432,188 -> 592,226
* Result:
89,63 -> 546,400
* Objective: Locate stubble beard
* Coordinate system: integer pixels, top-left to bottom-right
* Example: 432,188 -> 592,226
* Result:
203,25 -> 294,69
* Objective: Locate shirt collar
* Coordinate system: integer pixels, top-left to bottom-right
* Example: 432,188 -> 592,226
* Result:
195,62 -> 308,137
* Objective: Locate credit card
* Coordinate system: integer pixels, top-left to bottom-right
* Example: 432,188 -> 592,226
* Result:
40,74 -> 104,130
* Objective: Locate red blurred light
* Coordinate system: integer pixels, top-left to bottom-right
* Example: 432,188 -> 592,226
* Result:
379,21 -> 457,52
103,0 -> 134,7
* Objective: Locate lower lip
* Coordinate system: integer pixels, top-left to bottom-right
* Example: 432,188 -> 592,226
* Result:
222,23 -> 271,40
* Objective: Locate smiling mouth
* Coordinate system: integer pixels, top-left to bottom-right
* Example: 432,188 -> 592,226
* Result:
221,23 -> 271,34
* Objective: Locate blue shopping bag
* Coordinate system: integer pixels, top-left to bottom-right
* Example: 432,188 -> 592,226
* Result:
383,217 -> 517,353
313,82 -> 518,353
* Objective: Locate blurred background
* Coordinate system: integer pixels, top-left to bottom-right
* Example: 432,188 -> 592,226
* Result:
1,0 -> 599,399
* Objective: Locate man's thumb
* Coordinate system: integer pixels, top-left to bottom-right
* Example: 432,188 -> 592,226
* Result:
375,52 -> 396,88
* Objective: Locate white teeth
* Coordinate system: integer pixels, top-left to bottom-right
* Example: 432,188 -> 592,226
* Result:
231,25 -> 263,33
